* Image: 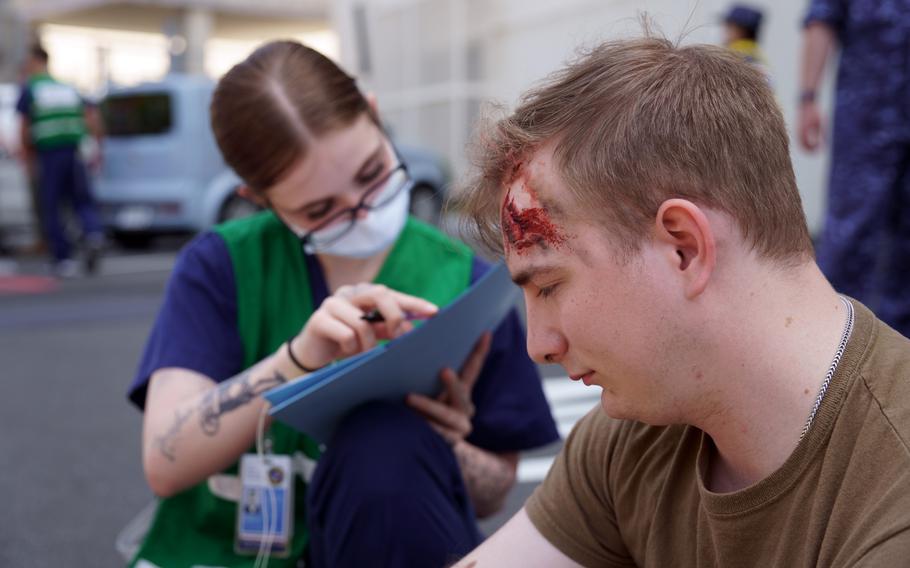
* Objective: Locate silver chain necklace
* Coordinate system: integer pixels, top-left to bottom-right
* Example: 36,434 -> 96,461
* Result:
799,296 -> 854,441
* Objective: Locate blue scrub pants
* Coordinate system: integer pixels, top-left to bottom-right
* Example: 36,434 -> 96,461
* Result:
37,146 -> 103,263
307,401 -> 483,568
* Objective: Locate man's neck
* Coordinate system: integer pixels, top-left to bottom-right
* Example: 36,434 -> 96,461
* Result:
689,262 -> 848,493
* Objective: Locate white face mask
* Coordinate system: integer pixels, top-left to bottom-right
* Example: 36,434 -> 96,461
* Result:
291,187 -> 411,258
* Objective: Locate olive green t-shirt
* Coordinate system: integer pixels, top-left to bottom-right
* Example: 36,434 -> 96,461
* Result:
527,300 -> 910,567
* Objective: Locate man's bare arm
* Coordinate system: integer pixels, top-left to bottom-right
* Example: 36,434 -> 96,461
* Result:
798,22 -> 838,151
800,22 -> 837,96
453,507 -> 582,567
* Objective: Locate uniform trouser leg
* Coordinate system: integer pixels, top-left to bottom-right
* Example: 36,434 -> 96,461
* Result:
67,153 -> 103,238
307,401 -> 483,568
26,157 -> 45,245
37,150 -> 71,262
875,144 -> 910,336
816,111 -> 905,305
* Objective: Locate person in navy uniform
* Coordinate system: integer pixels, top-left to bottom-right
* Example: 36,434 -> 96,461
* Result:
722,4 -> 767,68
799,0 -> 910,336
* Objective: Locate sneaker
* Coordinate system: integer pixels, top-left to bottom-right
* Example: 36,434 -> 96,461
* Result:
83,234 -> 104,276
53,259 -> 79,279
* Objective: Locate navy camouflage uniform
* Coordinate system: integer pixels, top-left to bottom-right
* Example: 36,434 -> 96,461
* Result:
808,0 -> 910,336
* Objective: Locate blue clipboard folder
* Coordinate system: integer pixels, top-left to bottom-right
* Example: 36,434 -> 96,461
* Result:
263,262 -> 519,445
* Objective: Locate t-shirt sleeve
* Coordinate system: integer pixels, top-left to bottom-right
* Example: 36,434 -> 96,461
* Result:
803,0 -> 846,30
127,232 -> 244,410
525,408 -> 635,568
15,85 -> 31,117
853,528 -> 910,567
465,257 -> 560,453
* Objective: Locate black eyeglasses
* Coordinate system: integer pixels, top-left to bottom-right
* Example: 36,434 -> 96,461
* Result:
299,153 -> 412,250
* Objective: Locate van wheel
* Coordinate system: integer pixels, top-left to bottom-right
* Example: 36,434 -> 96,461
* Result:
409,184 -> 442,225
111,231 -> 154,250
218,193 -> 261,223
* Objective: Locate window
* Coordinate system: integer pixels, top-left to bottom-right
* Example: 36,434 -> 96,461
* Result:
101,92 -> 172,137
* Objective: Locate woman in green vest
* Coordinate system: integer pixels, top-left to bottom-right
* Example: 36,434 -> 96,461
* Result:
127,40 -> 559,568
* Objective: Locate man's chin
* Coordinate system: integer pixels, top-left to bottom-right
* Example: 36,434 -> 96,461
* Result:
598,391 -> 672,426
598,390 -> 633,421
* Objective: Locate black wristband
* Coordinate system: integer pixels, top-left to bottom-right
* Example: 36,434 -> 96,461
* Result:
285,336 -> 320,373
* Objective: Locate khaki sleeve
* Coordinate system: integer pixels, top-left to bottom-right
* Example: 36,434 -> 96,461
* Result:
851,528 -> 910,567
525,407 -> 636,568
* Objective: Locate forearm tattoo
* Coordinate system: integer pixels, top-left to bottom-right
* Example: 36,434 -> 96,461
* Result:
454,442 -> 517,517
154,369 -> 288,462
153,406 -> 194,462
199,370 -> 288,435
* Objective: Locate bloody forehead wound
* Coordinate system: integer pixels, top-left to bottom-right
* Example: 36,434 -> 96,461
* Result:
500,163 -> 567,254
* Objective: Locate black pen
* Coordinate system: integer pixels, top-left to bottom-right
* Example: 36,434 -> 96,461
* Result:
360,308 -> 432,323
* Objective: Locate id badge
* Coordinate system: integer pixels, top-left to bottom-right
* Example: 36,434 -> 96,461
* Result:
235,454 -> 293,557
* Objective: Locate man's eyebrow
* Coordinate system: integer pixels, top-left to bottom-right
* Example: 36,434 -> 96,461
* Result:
511,264 -> 560,287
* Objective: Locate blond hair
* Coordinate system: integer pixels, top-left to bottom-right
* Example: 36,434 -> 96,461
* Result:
456,36 -> 813,262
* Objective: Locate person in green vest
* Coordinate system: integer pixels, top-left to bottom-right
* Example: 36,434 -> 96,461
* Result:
16,44 -> 104,277
126,40 -> 559,568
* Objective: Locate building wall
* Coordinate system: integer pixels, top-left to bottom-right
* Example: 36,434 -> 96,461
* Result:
8,0 -> 335,97
0,0 -> 28,83
334,0 -> 835,235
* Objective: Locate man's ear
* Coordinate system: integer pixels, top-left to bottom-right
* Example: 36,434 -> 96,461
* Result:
653,199 -> 716,298
365,92 -> 379,117
236,185 -> 267,208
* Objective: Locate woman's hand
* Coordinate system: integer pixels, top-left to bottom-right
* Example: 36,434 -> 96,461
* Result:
289,283 -> 438,371
406,332 -> 493,445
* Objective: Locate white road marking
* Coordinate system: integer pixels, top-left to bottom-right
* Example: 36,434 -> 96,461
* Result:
518,377 -> 602,482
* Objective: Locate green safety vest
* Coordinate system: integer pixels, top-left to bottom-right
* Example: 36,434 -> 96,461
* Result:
25,73 -> 87,150
130,212 -> 473,568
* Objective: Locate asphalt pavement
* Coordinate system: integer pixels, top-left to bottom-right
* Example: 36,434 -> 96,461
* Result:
0,251 -> 174,567
0,241 -> 598,567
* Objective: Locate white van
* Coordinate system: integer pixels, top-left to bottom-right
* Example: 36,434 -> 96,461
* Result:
95,74 -> 448,248
0,83 -> 33,246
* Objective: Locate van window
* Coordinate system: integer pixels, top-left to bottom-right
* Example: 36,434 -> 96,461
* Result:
101,93 -> 172,137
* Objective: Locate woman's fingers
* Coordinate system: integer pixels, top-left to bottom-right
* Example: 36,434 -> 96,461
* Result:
340,283 -> 437,338
440,367 -> 475,418
311,314 -> 360,354
344,284 -> 437,318
294,282 -> 438,370
339,283 -> 436,313
416,333 -> 494,445
367,293 -> 408,337
321,296 -> 377,352
388,289 -> 438,318
406,394 -> 471,437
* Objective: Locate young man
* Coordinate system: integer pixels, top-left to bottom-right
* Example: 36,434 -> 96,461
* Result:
454,36 -> 910,567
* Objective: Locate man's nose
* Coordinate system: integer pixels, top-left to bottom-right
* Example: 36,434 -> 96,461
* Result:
525,306 -> 567,365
